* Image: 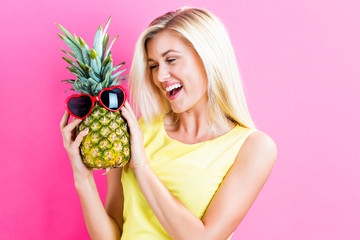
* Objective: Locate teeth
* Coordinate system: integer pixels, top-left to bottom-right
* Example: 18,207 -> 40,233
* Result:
166,83 -> 182,92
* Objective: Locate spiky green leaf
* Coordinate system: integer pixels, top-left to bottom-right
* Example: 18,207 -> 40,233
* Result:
104,51 -> 112,62
76,59 -> 89,77
101,59 -> 113,78
102,16 -> 112,38
89,68 -> 101,83
112,61 -> 125,72
113,76 -> 128,83
62,57 -> 75,66
104,35 -> 118,59
58,33 -> 84,62
66,66 -> 80,77
95,82 -> 103,92
90,49 -> 101,74
109,81 -> 120,87
102,33 -> 109,61
78,37 -> 91,65
102,70 -> 112,88
81,81 -> 89,88
70,62 -> 87,78
112,68 -> 126,79
73,80 -> 81,92
100,54 -> 112,76
73,79 -> 90,94
91,82 -> 102,95
101,53 -> 112,67
77,77 -> 92,94
93,25 -> 103,59
64,88 -> 75,93
86,77 -> 99,86
57,24 -> 81,49
90,49 -> 98,59
61,48 -> 77,59
82,89 -> 90,94
61,79 -> 76,84
78,76 -> 89,84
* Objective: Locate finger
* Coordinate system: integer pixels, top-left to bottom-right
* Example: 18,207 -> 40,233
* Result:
123,101 -> 137,121
121,107 -> 138,133
60,109 -> 70,130
64,117 -> 82,133
62,118 -> 82,141
120,107 -> 129,121
73,128 -> 89,147
120,107 -> 133,127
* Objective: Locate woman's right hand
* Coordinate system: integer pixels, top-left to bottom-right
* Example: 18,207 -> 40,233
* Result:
60,110 -> 93,182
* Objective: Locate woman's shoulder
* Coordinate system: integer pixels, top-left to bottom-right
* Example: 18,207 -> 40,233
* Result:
137,116 -> 163,134
137,116 -> 162,126
246,130 -> 276,150
236,129 -> 277,164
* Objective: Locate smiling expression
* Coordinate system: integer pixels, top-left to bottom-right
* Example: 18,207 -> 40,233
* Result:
146,30 -> 208,113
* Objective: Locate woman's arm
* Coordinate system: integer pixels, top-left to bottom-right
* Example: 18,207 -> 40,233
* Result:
60,110 -> 121,240
121,104 -> 277,240
76,176 -> 121,240
105,167 -> 125,235
201,131 -> 277,239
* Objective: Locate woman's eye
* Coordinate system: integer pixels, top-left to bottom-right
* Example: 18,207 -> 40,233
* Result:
149,58 -> 176,70
149,64 -> 158,70
166,58 -> 176,63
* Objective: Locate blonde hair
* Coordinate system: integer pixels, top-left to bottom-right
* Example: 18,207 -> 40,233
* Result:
129,7 -> 257,129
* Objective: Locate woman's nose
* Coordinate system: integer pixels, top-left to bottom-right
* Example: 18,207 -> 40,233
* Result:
157,65 -> 171,82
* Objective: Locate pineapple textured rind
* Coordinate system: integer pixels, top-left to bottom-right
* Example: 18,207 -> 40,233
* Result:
77,102 -> 130,169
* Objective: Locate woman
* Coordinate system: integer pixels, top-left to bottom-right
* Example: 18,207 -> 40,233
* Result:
60,7 -> 277,240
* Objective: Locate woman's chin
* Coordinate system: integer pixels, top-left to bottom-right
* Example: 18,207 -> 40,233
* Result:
170,104 -> 186,114
171,108 -> 183,114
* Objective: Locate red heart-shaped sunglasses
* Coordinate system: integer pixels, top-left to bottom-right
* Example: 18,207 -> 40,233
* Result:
65,85 -> 127,119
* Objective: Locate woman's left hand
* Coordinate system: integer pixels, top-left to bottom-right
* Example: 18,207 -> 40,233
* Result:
120,101 -> 148,171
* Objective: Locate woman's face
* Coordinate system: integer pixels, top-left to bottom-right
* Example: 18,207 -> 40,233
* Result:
146,30 -> 208,113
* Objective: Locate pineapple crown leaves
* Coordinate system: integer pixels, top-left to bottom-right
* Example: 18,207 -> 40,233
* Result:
57,16 -> 128,96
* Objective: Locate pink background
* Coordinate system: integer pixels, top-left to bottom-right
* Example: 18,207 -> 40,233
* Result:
1,0 -> 359,239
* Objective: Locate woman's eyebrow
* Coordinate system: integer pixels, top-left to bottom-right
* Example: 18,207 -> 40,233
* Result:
161,49 -> 179,57
148,49 -> 180,62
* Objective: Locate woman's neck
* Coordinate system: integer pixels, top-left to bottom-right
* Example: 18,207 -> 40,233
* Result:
164,109 -> 235,143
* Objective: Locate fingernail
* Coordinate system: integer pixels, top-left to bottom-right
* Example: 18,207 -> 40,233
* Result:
84,128 -> 89,133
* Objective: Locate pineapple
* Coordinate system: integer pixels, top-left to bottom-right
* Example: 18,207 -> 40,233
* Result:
57,17 -> 130,171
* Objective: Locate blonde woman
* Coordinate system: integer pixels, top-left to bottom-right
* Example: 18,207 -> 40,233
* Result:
60,7 -> 277,240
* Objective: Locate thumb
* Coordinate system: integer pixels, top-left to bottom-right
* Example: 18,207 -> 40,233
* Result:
74,128 -> 89,147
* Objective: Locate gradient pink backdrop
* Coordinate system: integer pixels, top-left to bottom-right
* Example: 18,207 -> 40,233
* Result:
0,0 -> 359,239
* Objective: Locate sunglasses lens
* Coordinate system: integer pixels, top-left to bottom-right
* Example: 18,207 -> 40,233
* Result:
68,95 -> 92,118
100,88 -> 125,110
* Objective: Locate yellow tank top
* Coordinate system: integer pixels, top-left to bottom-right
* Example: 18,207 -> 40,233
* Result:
121,117 -> 256,240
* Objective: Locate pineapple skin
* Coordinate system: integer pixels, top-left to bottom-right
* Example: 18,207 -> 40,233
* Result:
76,102 -> 130,169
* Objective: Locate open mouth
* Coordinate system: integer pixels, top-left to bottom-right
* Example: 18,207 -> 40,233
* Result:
166,83 -> 183,100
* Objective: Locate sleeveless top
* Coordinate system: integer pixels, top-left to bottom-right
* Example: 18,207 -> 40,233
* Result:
120,117 -> 257,240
